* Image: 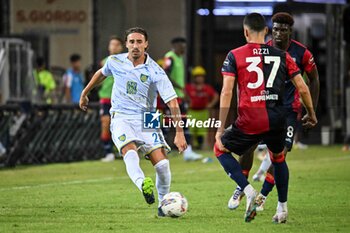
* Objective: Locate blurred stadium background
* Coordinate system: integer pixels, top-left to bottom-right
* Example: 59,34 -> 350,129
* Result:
0,0 -> 350,167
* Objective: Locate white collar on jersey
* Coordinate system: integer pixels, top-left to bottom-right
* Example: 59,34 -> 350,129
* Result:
124,52 -> 151,67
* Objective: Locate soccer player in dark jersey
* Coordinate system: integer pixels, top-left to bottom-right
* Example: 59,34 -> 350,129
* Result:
228,12 -> 320,213
215,12 -> 317,223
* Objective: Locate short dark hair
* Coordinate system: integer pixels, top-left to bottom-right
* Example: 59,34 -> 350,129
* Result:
70,54 -> 81,63
109,35 -> 124,44
36,57 -> 45,67
243,13 -> 266,32
124,27 -> 148,41
171,37 -> 186,44
272,12 -> 294,27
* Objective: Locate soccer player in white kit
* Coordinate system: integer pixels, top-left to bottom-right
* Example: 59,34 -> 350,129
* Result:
79,27 -> 188,216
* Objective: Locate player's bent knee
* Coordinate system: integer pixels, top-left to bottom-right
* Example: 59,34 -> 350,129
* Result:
154,158 -> 170,169
121,142 -> 138,156
265,172 -> 275,184
124,149 -> 137,158
213,142 -> 225,157
269,150 -> 285,163
149,148 -> 168,165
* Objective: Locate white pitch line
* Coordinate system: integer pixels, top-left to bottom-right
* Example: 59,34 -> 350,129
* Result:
1,155 -> 349,192
0,167 -> 222,192
0,177 -> 117,192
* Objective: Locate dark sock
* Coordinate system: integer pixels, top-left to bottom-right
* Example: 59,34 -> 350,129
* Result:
217,153 -> 249,190
103,140 -> 113,155
235,170 -> 250,192
261,173 -> 275,196
272,159 -> 289,203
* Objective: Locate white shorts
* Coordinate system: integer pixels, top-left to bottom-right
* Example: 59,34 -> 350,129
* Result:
110,117 -> 171,158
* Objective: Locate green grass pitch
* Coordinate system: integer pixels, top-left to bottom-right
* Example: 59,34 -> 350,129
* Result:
0,146 -> 350,233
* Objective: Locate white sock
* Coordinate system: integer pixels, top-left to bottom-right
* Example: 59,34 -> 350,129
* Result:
259,150 -> 272,173
257,144 -> 267,150
243,184 -> 256,199
184,145 -> 193,154
277,201 -> 288,213
123,150 -> 145,192
154,159 -> 171,207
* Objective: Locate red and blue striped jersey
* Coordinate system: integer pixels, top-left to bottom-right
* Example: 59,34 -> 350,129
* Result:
222,43 -> 300,134
267,39 -> 316,112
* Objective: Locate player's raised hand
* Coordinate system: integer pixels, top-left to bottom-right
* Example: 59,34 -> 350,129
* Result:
79,95 -> 89,111
215,132 -> 229,152
174,132 -> 188,153
302,113 -> 318,129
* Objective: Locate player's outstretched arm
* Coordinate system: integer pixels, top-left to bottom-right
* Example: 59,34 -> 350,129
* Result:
215,75 -> 235,152
291,74 -> 318,128
166,98 -> 188,153
79,69 -> 106,111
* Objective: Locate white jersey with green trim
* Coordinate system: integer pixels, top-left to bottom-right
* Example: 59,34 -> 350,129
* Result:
101,53 -> 177,119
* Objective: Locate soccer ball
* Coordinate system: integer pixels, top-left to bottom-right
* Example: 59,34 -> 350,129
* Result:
160,192 -> 188,217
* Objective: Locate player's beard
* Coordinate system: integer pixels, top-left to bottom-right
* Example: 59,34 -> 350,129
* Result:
131,49 -> 141,60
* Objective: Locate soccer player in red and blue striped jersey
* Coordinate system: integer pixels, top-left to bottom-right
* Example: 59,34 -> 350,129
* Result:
228,12 -> 320,215
257,12 -> 320,207
215,13 -> 317,223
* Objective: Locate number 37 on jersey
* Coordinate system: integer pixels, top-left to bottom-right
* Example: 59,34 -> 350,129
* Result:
221,45 -> 300,91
